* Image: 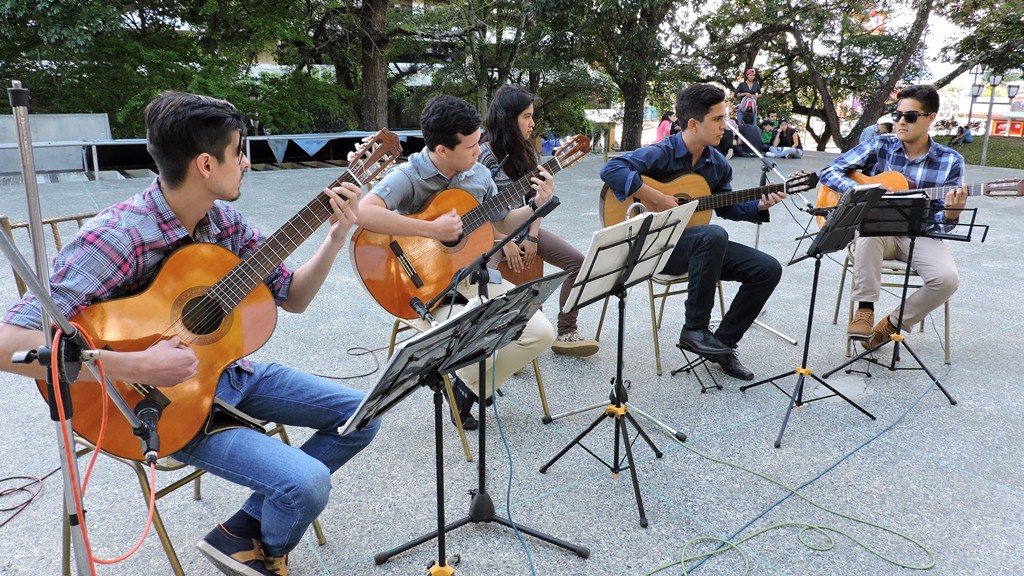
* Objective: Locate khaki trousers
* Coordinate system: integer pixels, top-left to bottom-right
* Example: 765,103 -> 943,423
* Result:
850,235 -> 959,328
418,276 -> 555,399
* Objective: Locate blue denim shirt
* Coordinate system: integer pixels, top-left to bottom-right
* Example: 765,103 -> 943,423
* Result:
599,133 -> 765,224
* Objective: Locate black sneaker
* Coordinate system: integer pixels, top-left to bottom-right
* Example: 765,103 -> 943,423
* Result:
196,524 -> 276,576
677,327 -> 732,356
448,376 -> 479,431
707,351 -> 754,380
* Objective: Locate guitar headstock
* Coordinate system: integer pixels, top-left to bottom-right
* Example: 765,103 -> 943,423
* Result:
981,178 -> 1024,197
554,135 -> 591,170
785,170 -> 820,194
347,129 -> 402,186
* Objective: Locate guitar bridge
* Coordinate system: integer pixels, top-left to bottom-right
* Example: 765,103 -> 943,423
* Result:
389,241 -> 424,288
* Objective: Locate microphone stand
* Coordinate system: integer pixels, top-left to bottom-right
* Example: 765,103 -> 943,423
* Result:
3,80 -> 153,576
730,126 -> 799,345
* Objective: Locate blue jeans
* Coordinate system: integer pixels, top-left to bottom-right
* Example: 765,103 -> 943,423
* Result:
660,225 -> 782,347
768,146 -> 803,158
173,363 -> 380,556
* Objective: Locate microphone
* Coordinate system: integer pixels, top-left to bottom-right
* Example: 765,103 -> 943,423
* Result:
802,204 -> 833,217
410,297 -> 437,326
134,398 -> 163,464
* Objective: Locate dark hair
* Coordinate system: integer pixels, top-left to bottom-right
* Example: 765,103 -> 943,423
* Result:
767,110 -> 778,117
879,122 -> 894,134
420,95 -> 481,152
759,120 -> 773,128
896,84 -> 940,114
482,85 -> 537,181
661,110 -> 674,122
144,91 -> 246,188
675,84 -> 726,127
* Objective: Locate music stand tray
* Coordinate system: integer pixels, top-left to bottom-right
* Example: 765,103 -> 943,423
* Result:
540,201 -> 697,527
741,185 -> 883,447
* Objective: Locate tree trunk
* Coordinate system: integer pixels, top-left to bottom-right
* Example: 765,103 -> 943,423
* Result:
359,0 -> 389,130
619,76 -> 648,151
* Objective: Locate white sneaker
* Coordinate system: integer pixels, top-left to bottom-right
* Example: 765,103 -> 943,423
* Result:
765,151 -> 776,157
551,331 -> 599,357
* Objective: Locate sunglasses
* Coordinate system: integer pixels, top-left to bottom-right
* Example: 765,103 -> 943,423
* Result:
890,111 -> 933,124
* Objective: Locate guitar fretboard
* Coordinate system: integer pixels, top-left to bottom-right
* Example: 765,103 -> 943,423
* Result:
459,156 -> 564,235
696,181 -> 790,212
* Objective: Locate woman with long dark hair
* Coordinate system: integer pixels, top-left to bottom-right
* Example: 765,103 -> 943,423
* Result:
479,85 -> 598,357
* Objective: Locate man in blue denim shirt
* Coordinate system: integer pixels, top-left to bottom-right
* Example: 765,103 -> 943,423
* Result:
601,84 -> 787,380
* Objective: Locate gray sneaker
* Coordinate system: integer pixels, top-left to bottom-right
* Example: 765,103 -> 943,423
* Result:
551,331 -> 599,357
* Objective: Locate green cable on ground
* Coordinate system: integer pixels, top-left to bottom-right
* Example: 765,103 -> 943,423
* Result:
643,434 -> 937,575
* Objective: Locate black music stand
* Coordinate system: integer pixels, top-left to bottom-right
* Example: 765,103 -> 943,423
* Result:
369,273 -> 589,571
821,193 -> 959,405
539,201 -> 697,527
740,185 -> 884,447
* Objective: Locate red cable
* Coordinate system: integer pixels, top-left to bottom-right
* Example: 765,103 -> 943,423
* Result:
50,325 -> 159,570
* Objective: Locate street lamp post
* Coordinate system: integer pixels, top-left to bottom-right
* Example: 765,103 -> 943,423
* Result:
980,72 -> 1003,167
966,65 -> 983,127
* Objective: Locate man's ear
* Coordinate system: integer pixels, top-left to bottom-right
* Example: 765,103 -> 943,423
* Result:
194,152 -> 214,179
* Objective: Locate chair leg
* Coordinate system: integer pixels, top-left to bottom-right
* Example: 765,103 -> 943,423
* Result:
443,375 -> 473,462
833,255 -> 851,325
944,300 -> 951,365
648,280 -> 663,376
532,359 -> 551,422
656,282 -> 672,330
595,295 -> 610,341
311,518 -> 327,546
131,461 -> 185,576
716,281 -> 726,318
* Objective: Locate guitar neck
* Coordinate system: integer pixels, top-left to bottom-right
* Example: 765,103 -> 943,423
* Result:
697,180 -> 787,212
459,157 -> 562,235
908,182 -> 985,200
209,169 -> 359,309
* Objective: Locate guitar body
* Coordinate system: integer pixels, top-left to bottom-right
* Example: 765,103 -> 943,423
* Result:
600,173 -> 713,228
351,188 -> 495,318
815,171 -> 911,228
36,243 -> 277,460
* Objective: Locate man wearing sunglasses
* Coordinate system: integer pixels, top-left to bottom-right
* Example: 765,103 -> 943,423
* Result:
819,84 -> 968,350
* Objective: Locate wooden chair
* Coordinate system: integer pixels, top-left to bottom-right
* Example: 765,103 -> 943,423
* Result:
832,244 -> 951,364
1,213 -> 326,575
596,274 -> 726,376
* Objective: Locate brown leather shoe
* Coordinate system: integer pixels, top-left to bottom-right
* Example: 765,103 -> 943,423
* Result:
862,315 -> 897,349
847,308 -> 874,338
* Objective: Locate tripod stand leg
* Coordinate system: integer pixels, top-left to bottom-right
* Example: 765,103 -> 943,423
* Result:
616,415 -> 650,527
539,412 -> 608,473
491,516 -> 591,557
774,374 -> 805,449
899,342 -> 957,405
623,408 -> 670,452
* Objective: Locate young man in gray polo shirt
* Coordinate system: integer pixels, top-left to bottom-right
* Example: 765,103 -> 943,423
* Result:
357,95 -> 556,429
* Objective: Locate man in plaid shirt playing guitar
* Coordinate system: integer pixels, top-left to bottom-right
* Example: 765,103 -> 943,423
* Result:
819,84 -> 968,350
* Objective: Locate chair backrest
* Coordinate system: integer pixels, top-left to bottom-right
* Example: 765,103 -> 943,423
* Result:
1,213 -> 96,297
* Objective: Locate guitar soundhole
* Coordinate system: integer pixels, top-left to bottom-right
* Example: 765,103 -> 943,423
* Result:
181,295 -> 225,336
440,235 -> 463,249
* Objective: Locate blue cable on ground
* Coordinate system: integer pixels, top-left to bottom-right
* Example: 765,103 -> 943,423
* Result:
490,354 -> 538,575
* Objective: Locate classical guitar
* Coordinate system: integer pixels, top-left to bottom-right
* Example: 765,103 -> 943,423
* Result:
599,171 -> 819,228
814,170 -> 1024,227
37,130 -> 402,461
351,134 -> 591,319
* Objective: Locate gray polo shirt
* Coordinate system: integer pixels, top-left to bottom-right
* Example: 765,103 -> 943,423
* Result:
372,147 -> 507,222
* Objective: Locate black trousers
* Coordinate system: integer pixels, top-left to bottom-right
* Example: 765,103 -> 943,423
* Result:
660,224 -> 782,347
